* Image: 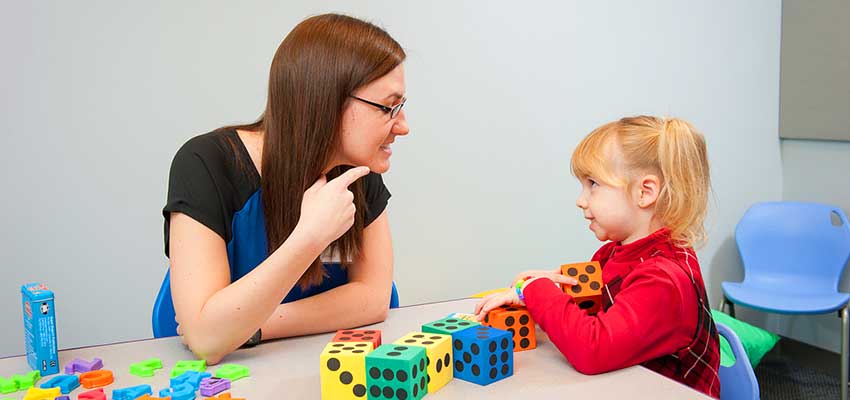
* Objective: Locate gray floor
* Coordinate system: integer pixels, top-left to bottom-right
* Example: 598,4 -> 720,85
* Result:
755,338 -> 842,400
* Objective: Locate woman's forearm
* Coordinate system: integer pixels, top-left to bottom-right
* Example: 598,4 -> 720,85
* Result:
260,280 -> 391,340
182,228 -> 325,363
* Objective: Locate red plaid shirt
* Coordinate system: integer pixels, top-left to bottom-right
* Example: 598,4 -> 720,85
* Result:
523,228 -> 720,398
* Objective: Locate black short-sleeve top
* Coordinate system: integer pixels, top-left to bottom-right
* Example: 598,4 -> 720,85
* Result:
162,129 -> 391,302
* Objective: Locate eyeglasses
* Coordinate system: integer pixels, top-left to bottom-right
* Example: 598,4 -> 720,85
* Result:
350,95 -> 406,119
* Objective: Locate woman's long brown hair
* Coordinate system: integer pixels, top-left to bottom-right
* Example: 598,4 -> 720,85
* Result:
226,14 -> 405,288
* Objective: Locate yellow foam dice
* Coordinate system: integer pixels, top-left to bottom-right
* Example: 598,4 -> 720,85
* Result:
23,386 -> 60,400
320,341 -> 373,399
393,331 -> 453,393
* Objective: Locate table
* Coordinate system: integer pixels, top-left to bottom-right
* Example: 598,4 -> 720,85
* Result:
0,298 -> 712,399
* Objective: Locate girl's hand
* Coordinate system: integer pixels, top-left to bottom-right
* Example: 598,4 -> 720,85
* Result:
473,288 -> 524,322
512,269 -> 578,289
295,166 -> 371,248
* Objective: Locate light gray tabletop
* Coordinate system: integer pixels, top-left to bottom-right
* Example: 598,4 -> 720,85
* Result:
0,298 -> 711,399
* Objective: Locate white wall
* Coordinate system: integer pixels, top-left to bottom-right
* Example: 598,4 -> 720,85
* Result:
0,0 -> 783,357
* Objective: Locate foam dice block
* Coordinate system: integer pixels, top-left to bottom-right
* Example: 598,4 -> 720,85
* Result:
393,332 -> 453,393
320,342 -> 374,399
561,261 -> 604,314
483,305 -> 537,351
452,326 -> 514,385
421,317 -> 479,336
332,329 -> 382,349
365,344 -> 428,400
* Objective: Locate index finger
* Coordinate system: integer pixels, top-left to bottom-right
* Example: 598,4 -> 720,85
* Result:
329,166 -> 371,189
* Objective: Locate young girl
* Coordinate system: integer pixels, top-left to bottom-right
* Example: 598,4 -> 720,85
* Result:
474,116 -> 720,398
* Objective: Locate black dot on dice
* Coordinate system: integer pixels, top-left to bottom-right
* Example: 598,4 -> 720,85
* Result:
502,364 -> 510,375
394,346 -> 408,351
333,343 -> 345,347
420,358 -> 425,371
520,327 -> 529,336
434,323 -> 445,327
340,337 -> 351,341
585,264 -> 596,273
365,330 -> 376,334
505,316 -> 515,326
397,388 -> 408,400
472,364 -> 480,376
352,333 -> 363,337
489,355 -> 497,366
579,300 -> 596,309
436,359 -> 443,372
404,339 -> 416,343
413,334 -> 424,338
342,330 -> 354,334
363,336 -> 373,340
471,344 -> 480,355
590,282 -> 601,290
339,371 -> 353,384
383,386 -> 393,399
459,321 -> 470,326
446,326 -> 457,330
477,335 -> 488,341
490,368 -> 498,379
501,351 -> 509,362
567,267 -> 578,276
422,341 -> 433,345
506,307 -> 518,311
430,336 -> 442,340
447,319 -> 458,323
454,339 -> 462,350
420,377 -> 426,390
445,353 -> 451,366
343,347 -> 354,350
455,361 -> 464,372
463,352 -> 471,363
426,356 -> 430,366
353,384 -> 366,397
397,369 -> 408,382
520,314 -> 529,325
413,384 -> 418,397
383,369 -> 394,380
521,338 -> 530,348
412,366 -> 418,378
370,367 -> 380,379
484,315 -> 489,323
501,338 -> 509,349
489,341 -> 497,352
370,386 -> 381,397
329,350 -> 341,354
571,285 -> 582,294
387,351 -> 401,357
356,343 -> 368,347
579,274 -> 589,283
427,375 -> 431,383
327,358 -> 340,371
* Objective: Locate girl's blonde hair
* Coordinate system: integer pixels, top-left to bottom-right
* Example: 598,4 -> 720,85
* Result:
571,116 -> 710,248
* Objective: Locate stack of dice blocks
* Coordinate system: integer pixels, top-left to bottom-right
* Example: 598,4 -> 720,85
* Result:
422,317 -> 514,386
482,305 -> 537,351
561,261 -> 604,314
320,330 -> 381,399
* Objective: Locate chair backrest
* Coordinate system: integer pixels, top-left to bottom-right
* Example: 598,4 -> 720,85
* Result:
717,322 -> 759,400
736,201 -> 850,291
152,270 -> 401,338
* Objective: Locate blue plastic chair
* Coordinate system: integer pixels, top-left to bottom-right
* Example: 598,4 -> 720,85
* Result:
716,322 -> 759,400
719,201 -> 850,400
153,269 -> 400,338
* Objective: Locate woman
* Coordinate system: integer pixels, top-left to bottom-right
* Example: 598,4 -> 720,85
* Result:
162,13 -> 408,364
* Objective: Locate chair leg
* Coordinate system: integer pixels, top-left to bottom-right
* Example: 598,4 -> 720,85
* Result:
727,301 -> 735,318
841,304 -> 849,400
718,297 -> 726,313
718,296 -> 734,317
